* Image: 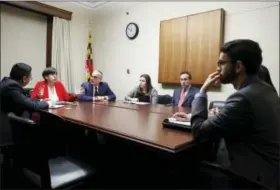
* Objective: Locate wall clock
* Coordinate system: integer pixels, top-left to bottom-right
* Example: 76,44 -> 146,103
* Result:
126,22 -> 139,40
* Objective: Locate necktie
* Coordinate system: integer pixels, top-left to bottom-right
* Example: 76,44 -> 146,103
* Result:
178,87 -> 187,107
94,86 -> 98,96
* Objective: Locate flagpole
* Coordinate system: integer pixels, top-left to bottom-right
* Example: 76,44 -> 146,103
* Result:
85,20 -> 93,81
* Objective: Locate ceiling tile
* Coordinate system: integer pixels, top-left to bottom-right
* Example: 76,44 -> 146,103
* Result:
72,1 -> 109,10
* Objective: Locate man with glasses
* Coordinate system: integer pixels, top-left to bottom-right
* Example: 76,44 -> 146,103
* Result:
77,70 -> 116,102
171,71 -> 199,108
173,39 -> 280,189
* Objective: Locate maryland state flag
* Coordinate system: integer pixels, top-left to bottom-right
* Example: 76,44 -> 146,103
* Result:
85,28 -> 93,81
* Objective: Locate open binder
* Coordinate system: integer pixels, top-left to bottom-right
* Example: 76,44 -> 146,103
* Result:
162,117 -> 192,131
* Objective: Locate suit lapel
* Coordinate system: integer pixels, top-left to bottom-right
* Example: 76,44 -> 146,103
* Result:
54,82 -> 60,101
182,86 -> 192,104
98,82 -> 104,95
88,82 -> 94,96
176,88 -> 182,104
43,82 -> 49,98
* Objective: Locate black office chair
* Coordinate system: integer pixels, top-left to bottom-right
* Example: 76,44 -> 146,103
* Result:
157,94 -> 172,105
207,101 -> 226,161
8,112 -> 96,189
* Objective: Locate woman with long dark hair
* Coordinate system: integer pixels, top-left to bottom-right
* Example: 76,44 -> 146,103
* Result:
259,65 -> 277,92
125,74 -> 158,104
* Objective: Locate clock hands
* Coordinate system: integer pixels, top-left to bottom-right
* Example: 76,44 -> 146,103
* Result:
126,23 -> 138,39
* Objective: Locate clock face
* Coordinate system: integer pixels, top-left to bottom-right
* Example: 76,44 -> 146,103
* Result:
126,23 -> 139,40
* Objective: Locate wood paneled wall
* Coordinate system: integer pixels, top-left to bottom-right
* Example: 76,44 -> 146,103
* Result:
158,9 -> 225,85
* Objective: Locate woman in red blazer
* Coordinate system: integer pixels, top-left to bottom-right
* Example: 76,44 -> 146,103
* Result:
31,67 -> 75,102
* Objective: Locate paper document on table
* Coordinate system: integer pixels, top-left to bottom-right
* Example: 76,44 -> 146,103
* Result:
49,105 -> 65,109
133,102 -> 150,105
121,101 -> 149,105
168,117 -> 191,126
56,101 -> 77,106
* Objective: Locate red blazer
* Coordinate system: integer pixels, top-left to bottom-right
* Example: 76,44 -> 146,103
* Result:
31,81 -> 75,101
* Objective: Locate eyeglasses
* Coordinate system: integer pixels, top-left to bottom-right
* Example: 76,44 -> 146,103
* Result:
217,60 -> 236,67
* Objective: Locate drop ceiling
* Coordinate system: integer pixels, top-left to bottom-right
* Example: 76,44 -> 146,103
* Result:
72,1 -> 109,10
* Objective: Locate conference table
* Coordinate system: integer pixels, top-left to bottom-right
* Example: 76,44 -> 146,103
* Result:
46,101 -> 194,154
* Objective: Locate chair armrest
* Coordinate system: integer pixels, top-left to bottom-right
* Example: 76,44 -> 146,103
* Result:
8,112 -> 35,125
201,160 -> 230,173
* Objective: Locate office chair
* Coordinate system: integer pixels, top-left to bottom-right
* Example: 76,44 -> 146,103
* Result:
200,161 -> 271,189
157,94 -> 172,105
207,101 -> 226,161
8,112 -> 96,189
209,101 -> 226,109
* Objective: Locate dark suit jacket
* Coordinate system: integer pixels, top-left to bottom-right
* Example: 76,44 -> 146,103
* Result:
0,77 -> 49,145
191,76 -> 280,189
171,86 -> 199,108
77,81 -> 116,101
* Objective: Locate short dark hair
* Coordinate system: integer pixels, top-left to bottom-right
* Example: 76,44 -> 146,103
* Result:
220,39 -> 263,75
42,67 -> 57,79
180,71 -> 192,80
10,62 -> 32,81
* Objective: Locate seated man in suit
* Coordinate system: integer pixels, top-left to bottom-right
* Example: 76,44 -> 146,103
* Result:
171,71 -> 199,108
0,63 -> 49,145
173,39 -> 280,189
77,70 -> 116,102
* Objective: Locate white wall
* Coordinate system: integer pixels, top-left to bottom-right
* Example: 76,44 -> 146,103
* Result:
92,2 -> 279,102
0,4 -> 47,88
42,2 -> 94,92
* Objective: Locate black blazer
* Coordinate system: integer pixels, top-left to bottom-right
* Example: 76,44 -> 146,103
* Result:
191,76 -> 280,189
0,77 -> 49,145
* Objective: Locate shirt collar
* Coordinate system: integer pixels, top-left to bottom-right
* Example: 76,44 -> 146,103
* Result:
183,85 -> 191,92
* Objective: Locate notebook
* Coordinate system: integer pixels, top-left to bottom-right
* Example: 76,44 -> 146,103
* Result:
162,117 -> 192,131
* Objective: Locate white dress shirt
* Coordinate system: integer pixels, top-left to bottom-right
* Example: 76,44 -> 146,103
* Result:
48,86 -> 59,102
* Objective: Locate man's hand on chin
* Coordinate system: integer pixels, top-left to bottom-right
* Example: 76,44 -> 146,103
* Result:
200,70 -> 221,93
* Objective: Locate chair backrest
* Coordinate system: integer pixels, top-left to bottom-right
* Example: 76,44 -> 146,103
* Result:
8,112 -> 51,183
8,111 -> 68,188
209,101 -> 226,109
8,112 -> 39,145
1,112 -> 14,146
157,94 -> 172,105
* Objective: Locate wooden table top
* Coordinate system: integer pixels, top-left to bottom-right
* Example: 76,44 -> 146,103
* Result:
93,101 -> 190,114
47,102 -> 194,153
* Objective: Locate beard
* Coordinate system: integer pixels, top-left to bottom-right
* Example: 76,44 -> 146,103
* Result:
220,67 -> 237,84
